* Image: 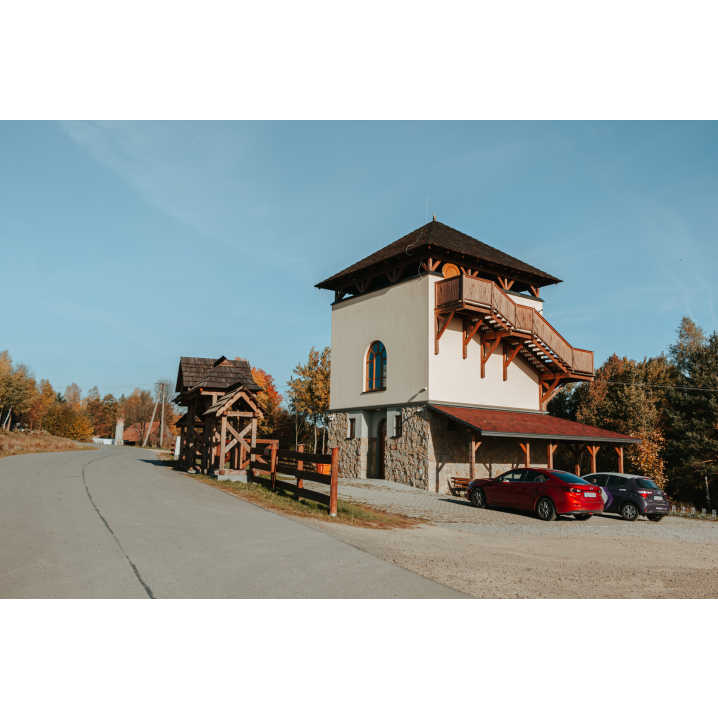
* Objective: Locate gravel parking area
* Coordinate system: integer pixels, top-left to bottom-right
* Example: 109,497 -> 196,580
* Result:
306,477 -> 718,598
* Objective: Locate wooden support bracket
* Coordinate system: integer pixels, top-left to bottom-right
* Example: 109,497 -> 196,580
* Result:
529,285 -> 540,298
422,258 -> 441,272
586,445 -> 600,474
614,445 -> 624,473
547,443 -> 557,469
481,332 -> 506,378
386,266 -> 405,284
539,374 -> 565,410
435,310 -> 455,354
460,267 -> 479,277
469,434 -> 481,483
503,341 -> 524,381
462,317 -> 483,359
519,441 -> 530,467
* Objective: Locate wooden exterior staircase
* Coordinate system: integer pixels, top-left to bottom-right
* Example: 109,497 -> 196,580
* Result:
435,274 -> 594,408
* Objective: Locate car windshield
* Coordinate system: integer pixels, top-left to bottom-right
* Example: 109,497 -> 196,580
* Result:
635,478 -> 660,490
550,470 -> 592,485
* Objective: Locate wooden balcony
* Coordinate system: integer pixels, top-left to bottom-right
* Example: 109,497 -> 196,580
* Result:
435,275 -> 594,392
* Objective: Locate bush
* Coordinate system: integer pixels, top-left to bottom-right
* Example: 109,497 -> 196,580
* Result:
44,405 -> 93,441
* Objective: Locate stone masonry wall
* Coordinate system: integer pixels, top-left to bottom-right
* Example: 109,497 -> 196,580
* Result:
384,406 -> 430,490
328,412 -> 368,479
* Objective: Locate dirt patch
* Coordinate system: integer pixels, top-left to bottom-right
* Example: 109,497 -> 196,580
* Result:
312,517 -> 718,598
0,430 -> 97,460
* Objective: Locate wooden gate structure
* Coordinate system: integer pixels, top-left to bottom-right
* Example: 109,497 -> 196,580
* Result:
173,356 -> 263,475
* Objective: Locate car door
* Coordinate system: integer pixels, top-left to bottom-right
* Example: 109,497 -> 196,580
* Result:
603,475 -> 626,513
492,470 -> 525,507
516,469 -> 543,510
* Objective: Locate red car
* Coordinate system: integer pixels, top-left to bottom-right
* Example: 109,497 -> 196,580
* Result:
467,468 -> 604,521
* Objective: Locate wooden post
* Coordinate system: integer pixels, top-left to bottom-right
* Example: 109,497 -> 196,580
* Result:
329,447 -> 339,517
587,445 -> 599,474
297,444 -> 304,496
270,442 -> 277,490
469,435 -> 481,483
574,444 -> 583,476
614,445 -> 624,473
547,443 -> 557,469
219,415 -> 227,475
519,441 -> 530,467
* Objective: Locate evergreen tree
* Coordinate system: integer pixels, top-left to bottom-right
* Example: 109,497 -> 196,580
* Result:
664,331 -> 718,506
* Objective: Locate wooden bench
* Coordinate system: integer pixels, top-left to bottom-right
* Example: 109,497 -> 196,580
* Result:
448,476 -> 471,497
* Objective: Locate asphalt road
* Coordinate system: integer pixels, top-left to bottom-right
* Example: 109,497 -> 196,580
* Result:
0,446 -> 464,599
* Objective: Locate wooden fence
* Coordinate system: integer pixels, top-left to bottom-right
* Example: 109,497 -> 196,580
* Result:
249,444 -> 339,517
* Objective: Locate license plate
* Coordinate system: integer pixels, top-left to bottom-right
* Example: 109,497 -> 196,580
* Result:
654,495 -> 662,501
585,492 -> 597,498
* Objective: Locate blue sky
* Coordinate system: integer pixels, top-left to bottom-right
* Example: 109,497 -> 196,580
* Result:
1,121 -> 717,400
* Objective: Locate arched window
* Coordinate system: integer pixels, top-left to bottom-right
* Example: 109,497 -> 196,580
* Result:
366,341 -> 387,391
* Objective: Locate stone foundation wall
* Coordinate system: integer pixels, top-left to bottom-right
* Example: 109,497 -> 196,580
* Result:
385,406 -> 430,489
328,413 -> 368,479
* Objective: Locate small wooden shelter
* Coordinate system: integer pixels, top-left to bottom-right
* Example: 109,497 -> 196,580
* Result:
173,356 -> 263,475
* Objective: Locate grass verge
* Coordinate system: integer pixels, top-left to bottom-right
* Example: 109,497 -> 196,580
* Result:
157,455 -> 423,529
0,430 -> 98,459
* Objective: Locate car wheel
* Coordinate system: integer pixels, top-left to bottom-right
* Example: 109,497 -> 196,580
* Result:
536,497 -> 556,522
574,514 -> 592,521
621,503 -> 639,521
647,514 -> 664,522
470,488 -> 487,509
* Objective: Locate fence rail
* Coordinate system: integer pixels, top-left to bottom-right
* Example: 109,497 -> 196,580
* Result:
249,443 -> 339,516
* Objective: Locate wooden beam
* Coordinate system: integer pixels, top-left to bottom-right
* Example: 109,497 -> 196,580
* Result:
539,374 -> 565,411
481,332 -> 506,378
519,441 -> 530,467
503,341 -> 524,381
529,285 -> 540,298
462,317 -> 483,359
435,309 -> 455,354
586,444 -> 600,474
547,443 -> 557,469
614,445 -> 624,473
386,266 -> 405,284
573,444 -> 584,476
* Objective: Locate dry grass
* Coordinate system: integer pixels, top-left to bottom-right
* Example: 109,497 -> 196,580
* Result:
0,430 -> 97,460
156,455 -> 423,529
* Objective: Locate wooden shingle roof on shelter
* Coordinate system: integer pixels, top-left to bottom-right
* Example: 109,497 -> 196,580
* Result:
316,219 -> 561,295
175,356 -> 261,394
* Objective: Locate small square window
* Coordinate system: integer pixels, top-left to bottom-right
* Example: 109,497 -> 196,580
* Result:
348,418 -> 356,439
394,415 -> 402,437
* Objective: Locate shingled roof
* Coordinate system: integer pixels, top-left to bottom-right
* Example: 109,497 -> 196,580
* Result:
316,220 -> 561,292
175,357 -> 261,394
429,405 -> 640,444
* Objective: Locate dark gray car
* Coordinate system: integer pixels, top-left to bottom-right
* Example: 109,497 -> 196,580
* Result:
582,472 -> 669,522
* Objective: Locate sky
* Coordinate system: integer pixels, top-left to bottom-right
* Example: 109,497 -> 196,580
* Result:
1,120 -> 717,401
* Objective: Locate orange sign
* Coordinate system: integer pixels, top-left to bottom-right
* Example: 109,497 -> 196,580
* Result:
442,263 -> 460,278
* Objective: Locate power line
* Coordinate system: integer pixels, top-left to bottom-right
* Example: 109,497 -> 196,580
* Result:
577,379 -> 718,393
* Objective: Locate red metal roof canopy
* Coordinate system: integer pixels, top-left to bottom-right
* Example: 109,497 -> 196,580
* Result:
429,405 -> 640,444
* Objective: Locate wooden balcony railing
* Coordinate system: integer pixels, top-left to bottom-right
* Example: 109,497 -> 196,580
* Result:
435,274 -> 594,376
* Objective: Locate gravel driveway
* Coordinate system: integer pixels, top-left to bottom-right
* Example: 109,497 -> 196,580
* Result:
302,477 -> 718,598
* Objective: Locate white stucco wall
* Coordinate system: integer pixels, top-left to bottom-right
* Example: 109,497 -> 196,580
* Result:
329,277 -> 431,411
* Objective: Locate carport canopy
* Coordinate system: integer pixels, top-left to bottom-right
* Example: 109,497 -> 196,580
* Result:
428,404 -> 641,476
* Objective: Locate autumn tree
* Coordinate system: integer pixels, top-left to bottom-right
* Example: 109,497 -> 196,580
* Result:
288,346 -> 331,453
25,379 -> 57,430
44,404 -> 93,441
122,388 -> 155,444
64,383 -> 83,410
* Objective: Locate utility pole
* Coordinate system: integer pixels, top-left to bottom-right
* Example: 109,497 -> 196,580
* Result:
142,393 -> 160,448
159,384 -> 166,448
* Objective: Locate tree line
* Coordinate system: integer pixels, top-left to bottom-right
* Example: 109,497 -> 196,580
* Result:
548,317 -> 718,507
0,351 -> 179,446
